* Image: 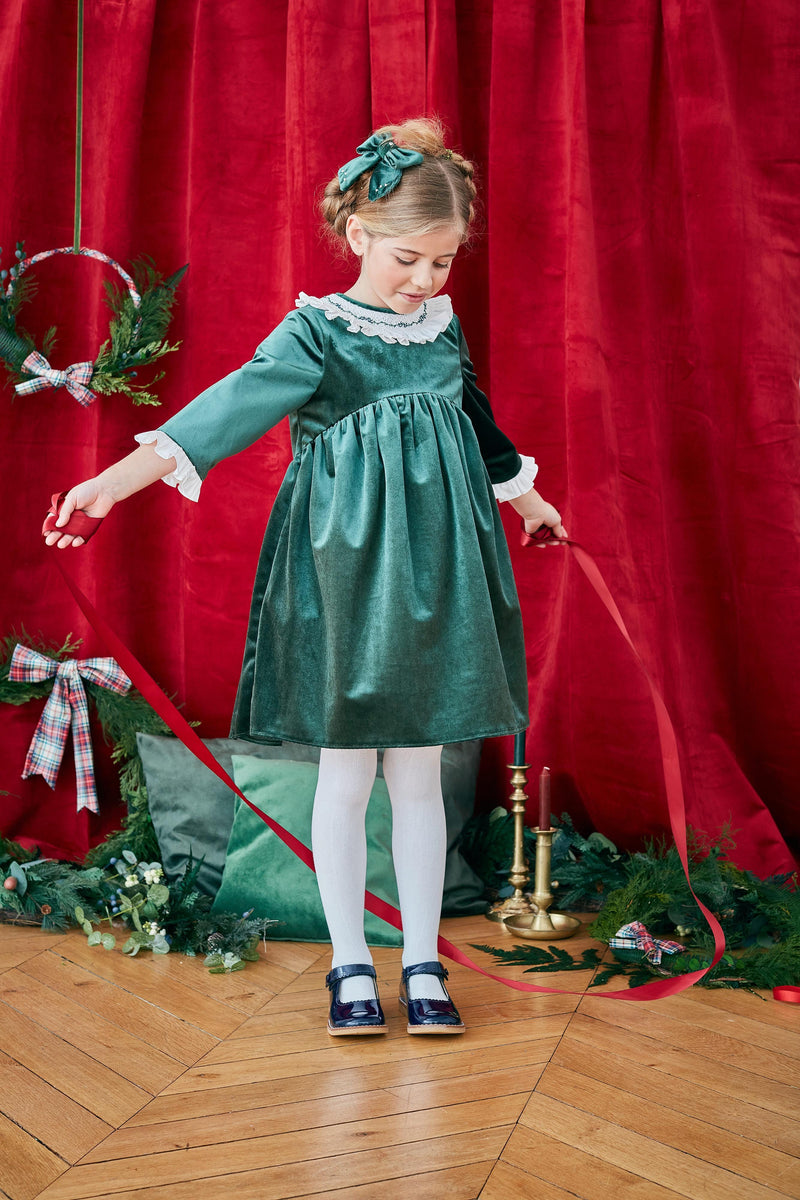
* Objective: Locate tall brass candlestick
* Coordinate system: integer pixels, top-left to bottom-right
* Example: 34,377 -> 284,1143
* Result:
485,753 -> 536,924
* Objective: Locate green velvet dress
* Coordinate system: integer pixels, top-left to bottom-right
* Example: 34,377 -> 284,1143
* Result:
157,292 -> 529,748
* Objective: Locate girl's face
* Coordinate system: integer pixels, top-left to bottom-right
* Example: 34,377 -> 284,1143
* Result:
344,218 -> 461,313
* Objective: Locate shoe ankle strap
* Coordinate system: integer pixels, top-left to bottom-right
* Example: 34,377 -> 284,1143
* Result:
326,962 -> 377,990
401,960 -> 448,983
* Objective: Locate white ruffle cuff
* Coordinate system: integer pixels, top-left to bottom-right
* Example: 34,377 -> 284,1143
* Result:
492,454 -> 539,501
135,431 -> 202,501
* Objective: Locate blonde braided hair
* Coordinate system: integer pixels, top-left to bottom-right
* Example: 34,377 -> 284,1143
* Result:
321,118 -> 477,245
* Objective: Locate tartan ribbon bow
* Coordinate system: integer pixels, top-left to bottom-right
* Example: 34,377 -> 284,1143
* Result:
15,351 -> 96,406
609,921 -> 685,965
9,644 -> 131,813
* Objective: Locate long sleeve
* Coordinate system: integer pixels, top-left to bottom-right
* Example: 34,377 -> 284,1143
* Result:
456,319 -> 537,495
149,309 -> 326,485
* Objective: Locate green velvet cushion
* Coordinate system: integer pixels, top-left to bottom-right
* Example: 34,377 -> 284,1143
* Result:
211,755 -> 401,944
136,733 -> 321,896
136,733 -> 487,915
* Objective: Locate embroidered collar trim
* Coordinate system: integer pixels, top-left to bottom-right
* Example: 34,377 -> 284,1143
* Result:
295,292 -> 453,345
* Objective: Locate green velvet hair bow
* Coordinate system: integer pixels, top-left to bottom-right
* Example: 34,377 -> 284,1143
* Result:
337,134 -> 424,201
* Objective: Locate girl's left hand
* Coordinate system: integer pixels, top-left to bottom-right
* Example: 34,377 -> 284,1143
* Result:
509,487 -> 568,543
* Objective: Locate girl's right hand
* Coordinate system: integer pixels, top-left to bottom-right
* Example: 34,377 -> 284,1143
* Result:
43,441 -> 179,547
44,479 -> 116,548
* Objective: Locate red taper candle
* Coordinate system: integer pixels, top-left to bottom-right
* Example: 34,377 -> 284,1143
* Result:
538,766 -> 551,830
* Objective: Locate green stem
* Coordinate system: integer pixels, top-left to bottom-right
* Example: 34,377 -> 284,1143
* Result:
73,0 -> 84,253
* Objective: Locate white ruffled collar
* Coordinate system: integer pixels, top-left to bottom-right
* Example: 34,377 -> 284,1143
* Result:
295,292 -> 453,345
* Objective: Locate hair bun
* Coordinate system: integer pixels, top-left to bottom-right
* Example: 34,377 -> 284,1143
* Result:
321,116 -> 477,245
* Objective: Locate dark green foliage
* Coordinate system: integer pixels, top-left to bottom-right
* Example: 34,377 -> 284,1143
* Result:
93,258 -> 188,405
590,960 -> 663,989
0,243 -> 36,334
103,260 -> 188,348
150,853 -> 213,953
0,835 -> 37,863
82,678 -> 175,868
459,807 -> 627,911
474,930 -> 800,993
548,813 -> 628,910
589,830 -> 800,949
590,936 -> 800,993
0,630 -> 83,703
727,936 -> 800,989
587,830 -> 800,990
84,775 -> 161,869
0,242 -> 60,383
0,844 -> 274,969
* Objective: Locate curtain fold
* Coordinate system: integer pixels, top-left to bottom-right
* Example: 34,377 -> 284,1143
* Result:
2,0 -> 797,873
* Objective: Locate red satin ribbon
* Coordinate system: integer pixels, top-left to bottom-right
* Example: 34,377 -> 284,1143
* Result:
54,529 -> 726,1002
42,493 -> 104,543
773,986 -> 800,1004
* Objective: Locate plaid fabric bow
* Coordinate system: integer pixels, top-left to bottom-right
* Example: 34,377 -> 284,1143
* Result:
9,644 -> 131,813
14,351 -> 96,406
609,921 -> 685,965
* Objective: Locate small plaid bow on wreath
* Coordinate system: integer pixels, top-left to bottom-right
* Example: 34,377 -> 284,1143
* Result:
608,921 -> 685,966
15,350 -> 96,406
9,644 -> 131,813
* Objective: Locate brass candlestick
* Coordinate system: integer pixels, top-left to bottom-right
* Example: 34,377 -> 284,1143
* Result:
503,825 -> 581,941
485,761 -> 537,923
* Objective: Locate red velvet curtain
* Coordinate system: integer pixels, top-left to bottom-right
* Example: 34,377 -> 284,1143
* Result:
2,1 -> 798,874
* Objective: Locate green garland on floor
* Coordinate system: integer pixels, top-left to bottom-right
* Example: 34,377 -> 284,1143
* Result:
0,838 -> 274,970
469,824 -> 800,992
0,835 -> 105,931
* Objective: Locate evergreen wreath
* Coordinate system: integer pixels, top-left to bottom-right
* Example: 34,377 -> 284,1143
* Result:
0,243 -> 187,406
587,829 -> 800,991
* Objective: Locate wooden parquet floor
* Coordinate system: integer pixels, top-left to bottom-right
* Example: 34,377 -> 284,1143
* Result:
0,916 -> 798,1200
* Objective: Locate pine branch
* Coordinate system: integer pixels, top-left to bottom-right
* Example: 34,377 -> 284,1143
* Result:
471,943 -> 604,974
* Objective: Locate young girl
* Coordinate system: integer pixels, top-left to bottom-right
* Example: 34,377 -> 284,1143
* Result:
46,119 -> 566,1036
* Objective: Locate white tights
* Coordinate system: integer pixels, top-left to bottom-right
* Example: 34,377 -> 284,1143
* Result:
310,745 -> 449,1002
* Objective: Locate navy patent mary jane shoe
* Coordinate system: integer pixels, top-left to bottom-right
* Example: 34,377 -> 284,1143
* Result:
325,963 -> 387,1036
399,961 -> 465,1034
